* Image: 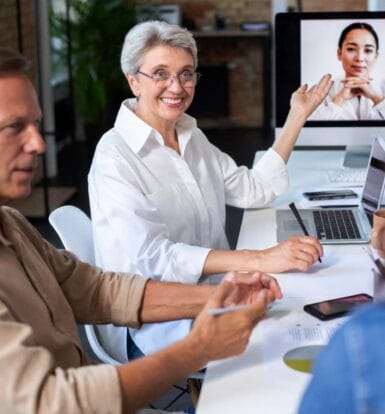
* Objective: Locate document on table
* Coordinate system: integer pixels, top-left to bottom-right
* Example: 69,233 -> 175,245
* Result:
257,310 -> 344,384
255,251 -> 373,385
277,251 -> 374,301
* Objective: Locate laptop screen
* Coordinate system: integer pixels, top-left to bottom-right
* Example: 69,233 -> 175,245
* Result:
361,137 -> 385,220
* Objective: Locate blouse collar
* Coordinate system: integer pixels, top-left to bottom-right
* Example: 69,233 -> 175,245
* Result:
114,98 -> 197,156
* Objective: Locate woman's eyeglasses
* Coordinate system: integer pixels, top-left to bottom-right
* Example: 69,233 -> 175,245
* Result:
136,69 -> 201,88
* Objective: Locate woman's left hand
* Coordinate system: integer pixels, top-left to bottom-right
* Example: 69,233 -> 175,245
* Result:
354,78 -> 384,105
290,74 -> 333,118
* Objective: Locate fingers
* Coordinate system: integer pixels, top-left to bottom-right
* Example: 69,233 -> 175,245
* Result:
244,289 -> 269,324
298,74 -> 332,94
218,289 -> 268,324
341,77 -> 372,96
208,277 -> 235,309
342,76 -> 372,84
318,73 -> 333,87
295,83 -> 308,94
195,287 -> 268,361
285,236 -> 323,270
258,273 -> 283,300
311,74 -> 333,99
224,271 -> 283,302
296,235 -> 324,259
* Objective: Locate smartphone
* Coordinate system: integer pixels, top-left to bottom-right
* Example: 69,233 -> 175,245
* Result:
303,190 -> 358,201
304,293 -> 373,321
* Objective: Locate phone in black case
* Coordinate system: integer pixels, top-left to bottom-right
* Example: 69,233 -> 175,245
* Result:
304,293 -> 373,320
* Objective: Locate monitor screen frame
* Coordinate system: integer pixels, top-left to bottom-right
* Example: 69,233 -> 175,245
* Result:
275,11 -> 385,147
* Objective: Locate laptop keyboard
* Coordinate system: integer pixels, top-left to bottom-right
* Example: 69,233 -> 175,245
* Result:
313,209 -> 362,240
327,168 -> 366,184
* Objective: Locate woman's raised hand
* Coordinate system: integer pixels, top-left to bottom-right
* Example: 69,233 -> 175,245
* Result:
290,74 -> 333,118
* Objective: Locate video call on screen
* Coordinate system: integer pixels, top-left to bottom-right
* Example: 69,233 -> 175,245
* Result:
275,11 -> 385,127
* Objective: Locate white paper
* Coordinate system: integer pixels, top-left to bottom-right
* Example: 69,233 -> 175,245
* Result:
277,251 -> 374,302
257,310 -> 344,384
255,251 -> 374,385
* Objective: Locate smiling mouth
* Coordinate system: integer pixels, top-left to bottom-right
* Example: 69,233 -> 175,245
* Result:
161,97 -> 183,105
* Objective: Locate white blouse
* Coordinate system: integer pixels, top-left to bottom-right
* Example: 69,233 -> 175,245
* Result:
309,77 -> 385,121
88,98 -> 289,359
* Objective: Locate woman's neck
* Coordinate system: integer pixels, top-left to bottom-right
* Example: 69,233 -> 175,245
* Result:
133,107 -> 180,154
162,129 -> 180,154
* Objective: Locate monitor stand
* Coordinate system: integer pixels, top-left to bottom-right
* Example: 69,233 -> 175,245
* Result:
342,145 -> 371,168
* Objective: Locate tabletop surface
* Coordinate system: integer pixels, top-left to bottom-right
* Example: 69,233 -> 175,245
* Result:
197,150 -> 372,414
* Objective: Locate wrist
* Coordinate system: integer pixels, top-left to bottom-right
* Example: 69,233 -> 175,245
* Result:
179,335 -> 209,370
372,95 -> 384,106
240,249 -> 263,272
332,95 -> 345,106
285,107 -> 307,127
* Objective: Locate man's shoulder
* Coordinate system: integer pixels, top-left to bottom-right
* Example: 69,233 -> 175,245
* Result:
0,205 -> 39,241
0,205 -> 29,226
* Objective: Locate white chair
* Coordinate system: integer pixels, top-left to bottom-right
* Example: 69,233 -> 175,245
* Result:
48,205 -> 119,365
49,205 -> 203,406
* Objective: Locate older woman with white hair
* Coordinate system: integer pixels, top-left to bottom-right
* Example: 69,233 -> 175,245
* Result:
88,20 -> 332,360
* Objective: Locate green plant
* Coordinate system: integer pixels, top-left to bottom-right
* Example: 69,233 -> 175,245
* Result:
51,0 -> 136,128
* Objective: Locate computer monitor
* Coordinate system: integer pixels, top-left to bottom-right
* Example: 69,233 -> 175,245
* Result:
275,11 -> 385,168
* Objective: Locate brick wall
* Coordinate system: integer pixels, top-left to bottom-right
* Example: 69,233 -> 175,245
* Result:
138,0 -> 272,29
298,0 -> 367,12
140,0 -> 367,28
0,0 -> 36,81
138,0 -> 369,33
0,0 -> 369,128
138,0 -> 368,127
193,35 -> 266,127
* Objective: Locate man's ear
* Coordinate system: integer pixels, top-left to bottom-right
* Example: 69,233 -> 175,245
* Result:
125,73 -> 140,98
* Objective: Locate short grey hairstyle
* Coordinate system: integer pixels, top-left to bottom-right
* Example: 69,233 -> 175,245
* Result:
0,48 -> 29,76
120,20 -> 198,75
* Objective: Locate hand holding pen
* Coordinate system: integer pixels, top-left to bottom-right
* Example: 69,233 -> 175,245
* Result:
189,272 -> 282,361
289,202 -> 322,263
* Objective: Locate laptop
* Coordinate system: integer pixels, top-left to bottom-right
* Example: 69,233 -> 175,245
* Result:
276,136 -> 385,244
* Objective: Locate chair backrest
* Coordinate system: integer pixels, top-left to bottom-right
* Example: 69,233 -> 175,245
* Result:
48,205 -> 95,264
48,205 -> 120,365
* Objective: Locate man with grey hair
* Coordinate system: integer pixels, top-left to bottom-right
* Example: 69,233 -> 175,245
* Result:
0,47 -> 281,414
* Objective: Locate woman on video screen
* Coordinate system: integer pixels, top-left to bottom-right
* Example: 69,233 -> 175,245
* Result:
310,22 -> 385,120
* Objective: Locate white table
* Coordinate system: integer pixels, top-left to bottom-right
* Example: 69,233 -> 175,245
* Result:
197,150 -> 373,414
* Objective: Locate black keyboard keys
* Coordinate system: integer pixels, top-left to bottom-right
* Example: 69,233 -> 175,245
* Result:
313,209 -> 362,241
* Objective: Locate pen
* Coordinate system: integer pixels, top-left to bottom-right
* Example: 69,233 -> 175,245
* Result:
288,202 -> 322,263
207,304 -> 252,316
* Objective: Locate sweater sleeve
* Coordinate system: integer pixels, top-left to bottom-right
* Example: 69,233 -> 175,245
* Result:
0,300 -> 123,414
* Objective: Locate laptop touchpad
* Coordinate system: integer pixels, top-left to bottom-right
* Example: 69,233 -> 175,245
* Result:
284,219 -> 311,231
